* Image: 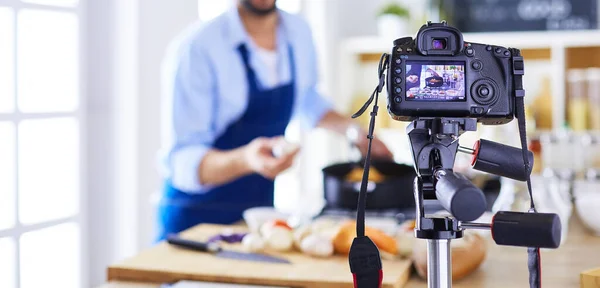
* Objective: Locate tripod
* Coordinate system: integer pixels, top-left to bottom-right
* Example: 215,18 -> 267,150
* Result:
407,118 -> 561,288
347,52 -> 560,288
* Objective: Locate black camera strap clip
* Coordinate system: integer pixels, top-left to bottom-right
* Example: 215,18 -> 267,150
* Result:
511,52 -> 526,98
512,56 -> 525,75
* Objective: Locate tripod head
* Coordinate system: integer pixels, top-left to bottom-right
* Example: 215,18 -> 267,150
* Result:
408,117 -> 561,288
408,118 -> 486,223
408,117 -> 560,245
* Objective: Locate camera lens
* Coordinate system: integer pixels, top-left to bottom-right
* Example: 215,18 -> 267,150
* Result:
432,38 -> 447,50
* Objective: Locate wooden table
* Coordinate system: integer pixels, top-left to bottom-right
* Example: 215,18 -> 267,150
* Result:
104,217 -> 600,288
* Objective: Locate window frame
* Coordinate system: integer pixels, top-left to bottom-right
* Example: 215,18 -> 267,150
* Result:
0,0 -> 87,287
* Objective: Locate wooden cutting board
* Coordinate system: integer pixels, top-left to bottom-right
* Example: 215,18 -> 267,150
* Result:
108,225 -> 412,288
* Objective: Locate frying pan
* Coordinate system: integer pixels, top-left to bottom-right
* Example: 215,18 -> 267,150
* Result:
322,160 -> 416,210
425,76 -> 444,87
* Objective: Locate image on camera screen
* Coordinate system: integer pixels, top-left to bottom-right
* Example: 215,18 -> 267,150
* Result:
405,61 -> 466,101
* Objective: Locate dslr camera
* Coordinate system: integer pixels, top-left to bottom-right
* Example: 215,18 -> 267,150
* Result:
387,21 -> 523,125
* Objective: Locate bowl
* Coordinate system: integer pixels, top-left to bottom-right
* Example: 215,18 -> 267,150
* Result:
242,207 -> 290,233
575,193 -> 600,236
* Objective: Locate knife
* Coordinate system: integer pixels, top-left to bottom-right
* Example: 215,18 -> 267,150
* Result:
166,234 -> 291,264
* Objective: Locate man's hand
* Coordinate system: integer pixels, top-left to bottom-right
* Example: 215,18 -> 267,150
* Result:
242,136 -> 300,180
407,75 -> 419,83
317,111 -> 394,160
355,135 -> 394,160
347,124 -> 393,160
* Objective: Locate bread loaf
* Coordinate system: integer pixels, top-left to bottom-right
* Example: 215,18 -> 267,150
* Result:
413,231 -> 487,281
333,221 -> 398,255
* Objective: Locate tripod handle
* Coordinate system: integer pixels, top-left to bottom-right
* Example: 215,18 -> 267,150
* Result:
492,211 -> 561,249
435,170 -> 487,222
461,211 -> 562,249
460,139 -> 533,181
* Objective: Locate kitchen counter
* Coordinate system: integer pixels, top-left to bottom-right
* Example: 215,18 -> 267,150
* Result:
103,217 -> 600,288
406,216 -> 600,288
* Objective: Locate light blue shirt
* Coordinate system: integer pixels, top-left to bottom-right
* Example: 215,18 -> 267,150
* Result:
160,8 -> 332,193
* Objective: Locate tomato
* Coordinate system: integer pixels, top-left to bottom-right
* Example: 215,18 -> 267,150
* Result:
268,219 -> 292,230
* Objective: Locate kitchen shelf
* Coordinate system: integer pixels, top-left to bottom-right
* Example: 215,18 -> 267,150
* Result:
342,30 -> 600,54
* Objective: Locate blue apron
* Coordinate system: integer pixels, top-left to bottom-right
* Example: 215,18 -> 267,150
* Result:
156,44 -> 296,241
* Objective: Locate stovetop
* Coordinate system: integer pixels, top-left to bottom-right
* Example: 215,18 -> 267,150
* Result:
319,200 -> 445,224
319,207 -> 411,222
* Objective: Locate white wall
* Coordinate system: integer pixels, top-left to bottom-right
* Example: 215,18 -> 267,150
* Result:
136,0 -> 199,250
86,0 -> 118,284
85,0 -> 197,285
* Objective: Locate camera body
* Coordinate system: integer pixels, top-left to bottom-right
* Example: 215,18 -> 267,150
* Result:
387,22 -> 520,125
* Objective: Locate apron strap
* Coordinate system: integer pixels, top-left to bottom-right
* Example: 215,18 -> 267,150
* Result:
237,44 -> 259,91
237,43 -> 296,91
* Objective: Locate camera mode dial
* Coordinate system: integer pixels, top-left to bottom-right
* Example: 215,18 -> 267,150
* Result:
471,79 -> 499,106
393,37 -> 413,47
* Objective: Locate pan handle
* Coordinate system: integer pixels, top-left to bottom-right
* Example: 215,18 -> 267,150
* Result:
353,181 -> 376,193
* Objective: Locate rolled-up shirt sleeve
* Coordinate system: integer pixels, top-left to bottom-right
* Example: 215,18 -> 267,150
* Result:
299,86 -> 332,129
296,32 -> 333,129
165,41 -> 217,193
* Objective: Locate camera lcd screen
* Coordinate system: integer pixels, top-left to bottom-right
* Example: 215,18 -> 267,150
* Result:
405,61 -> 466,101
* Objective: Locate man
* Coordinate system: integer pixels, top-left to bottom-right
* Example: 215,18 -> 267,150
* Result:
406,64 -> 423,91
158,0 -> 392,240
406,65 -> 442,90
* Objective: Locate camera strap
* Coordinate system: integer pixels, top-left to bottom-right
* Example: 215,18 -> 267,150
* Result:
348,53 -> 389,288
510,48 -> 542,288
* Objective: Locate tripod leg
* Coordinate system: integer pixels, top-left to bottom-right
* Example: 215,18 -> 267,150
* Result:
414,177 -> 424,228
427,239 -> 452,288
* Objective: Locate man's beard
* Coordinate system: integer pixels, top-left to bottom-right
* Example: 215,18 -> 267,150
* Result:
242,0 -> 277,16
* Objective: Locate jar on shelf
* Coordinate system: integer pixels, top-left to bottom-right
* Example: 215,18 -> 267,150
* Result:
541,131 -> 580,171
571,133 -> 586,175
561,131 -> 578,171
567,69 -> 588,131
529,136 -> 543,174
580,133 -> 598,171
540,132 -> 558,170
591,134 -> 600,168
586,68 -> 600,131
532,76 -> 553,130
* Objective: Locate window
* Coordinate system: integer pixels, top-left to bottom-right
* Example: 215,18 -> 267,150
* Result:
0,1 -> 83,287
